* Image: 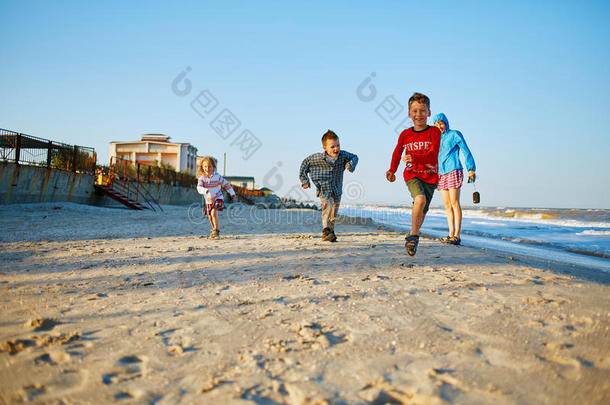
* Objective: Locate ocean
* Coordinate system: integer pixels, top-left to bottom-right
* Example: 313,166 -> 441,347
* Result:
338,204 -> 610,273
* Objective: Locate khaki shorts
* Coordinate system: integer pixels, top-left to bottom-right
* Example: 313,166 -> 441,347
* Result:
406,178 -> 436,214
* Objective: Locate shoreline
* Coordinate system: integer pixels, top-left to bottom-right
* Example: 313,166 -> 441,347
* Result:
1,203 -> 609,403
337,205 -> 610,274
1,201 -> 608,276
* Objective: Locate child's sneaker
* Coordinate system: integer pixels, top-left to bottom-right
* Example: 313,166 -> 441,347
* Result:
405,234 -> 419,256
322,228 -> 337,242
449,236 -> 461,245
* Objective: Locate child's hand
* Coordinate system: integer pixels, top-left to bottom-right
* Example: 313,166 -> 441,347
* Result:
402,154 -> 413,163
385,171 -> 396,182
468,170 -> 476,181
345,164 -> 352,172
302,183 -> 310,189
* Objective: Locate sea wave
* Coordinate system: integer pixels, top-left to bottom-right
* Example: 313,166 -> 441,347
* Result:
576,230 -> 610,236
340,204 -> 610,263
470,221 -> 508,227
342,204 -> 610,229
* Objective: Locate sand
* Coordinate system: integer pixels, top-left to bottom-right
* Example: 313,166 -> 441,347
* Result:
1,202 -> 609,404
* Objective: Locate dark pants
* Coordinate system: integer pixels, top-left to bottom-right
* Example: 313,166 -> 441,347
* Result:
406,178 -> 436,214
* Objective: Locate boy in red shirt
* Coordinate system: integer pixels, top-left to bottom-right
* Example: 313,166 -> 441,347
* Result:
386,93 -> 441,256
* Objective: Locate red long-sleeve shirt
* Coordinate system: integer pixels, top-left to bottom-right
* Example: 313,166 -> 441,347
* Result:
389,125 -> 441,184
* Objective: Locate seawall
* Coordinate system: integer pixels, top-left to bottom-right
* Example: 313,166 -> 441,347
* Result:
0,163 -> 201,207
0,162 -> 96,205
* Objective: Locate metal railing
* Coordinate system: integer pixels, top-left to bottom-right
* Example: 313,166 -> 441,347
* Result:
101,156 -> 197,188
0,128 -> 96,173
232,184 -> 264,197
96,157 -> 168,212
95,156 -> 199,211
109,178 -> 163,212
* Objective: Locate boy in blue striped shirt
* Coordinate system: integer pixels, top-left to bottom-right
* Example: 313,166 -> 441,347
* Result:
299,130 -> 359,242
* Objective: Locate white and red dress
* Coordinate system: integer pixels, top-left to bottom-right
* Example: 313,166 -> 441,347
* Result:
197,172 -> 236,214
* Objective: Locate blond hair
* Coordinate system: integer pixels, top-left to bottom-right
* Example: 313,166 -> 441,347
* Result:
198,156 -> 218,176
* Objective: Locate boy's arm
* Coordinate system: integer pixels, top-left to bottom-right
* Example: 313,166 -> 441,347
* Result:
455,131 -> 476,172
388,131 -> 406,174
343,151 -> 358,172
299,156 -> 312,186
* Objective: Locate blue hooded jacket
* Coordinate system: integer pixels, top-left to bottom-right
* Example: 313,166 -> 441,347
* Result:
432,113 -> 476,175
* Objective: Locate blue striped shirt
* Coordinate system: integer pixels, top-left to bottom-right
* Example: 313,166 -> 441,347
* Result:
299,150 -> 358,198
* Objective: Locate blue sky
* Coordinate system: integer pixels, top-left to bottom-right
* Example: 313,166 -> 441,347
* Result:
1,0 -> 609,208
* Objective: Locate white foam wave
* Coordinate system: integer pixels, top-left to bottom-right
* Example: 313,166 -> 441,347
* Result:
471,221 -> 507,226
458,209 -> 610,229
576,230 -> 610,236
345,204 -> 610,229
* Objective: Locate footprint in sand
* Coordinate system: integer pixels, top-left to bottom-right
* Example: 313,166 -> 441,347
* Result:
292,322 -> 349,350
476,346 -> 533,372
17,369 -> 90,402
113,388 -> 158,402
0,338 -> 37,354
102,355 -> 149,385
17,384 -> 47,402
535,352 -> 591,380
34,349 -> 71,365
543,341 -> 574,351
0,333 -> 80,355
359,380 -> 441,404
27,318 -> 59,331
155,328 -> 196,355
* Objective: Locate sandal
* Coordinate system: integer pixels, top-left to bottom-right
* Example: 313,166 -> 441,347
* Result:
436,235 -> 452,243
209,229 -> 220,239
405,234 -> 420,256
449,236 -> 461,245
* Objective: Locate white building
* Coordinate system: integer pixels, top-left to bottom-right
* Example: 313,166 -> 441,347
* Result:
109,134 -> 198,175
224,176 -> 255,190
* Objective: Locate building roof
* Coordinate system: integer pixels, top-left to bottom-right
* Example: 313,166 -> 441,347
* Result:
141,134 -> 170,142
225,176 -> 255,181
109,139 -> 195,148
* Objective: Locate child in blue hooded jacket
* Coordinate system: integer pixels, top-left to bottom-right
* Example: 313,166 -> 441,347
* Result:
432,113 -> 476,245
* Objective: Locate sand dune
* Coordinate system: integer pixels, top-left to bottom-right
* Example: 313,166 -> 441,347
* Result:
1,203 -> 609,404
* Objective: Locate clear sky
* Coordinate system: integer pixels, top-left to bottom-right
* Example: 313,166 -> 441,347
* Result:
2,0 -> 609,208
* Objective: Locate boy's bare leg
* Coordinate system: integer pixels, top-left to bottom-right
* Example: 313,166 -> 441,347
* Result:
448,188 -> 462,238
411,194 -> 427,235
441,189 -> 455,237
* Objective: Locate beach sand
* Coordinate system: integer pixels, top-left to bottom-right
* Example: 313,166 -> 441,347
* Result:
1,203 -> 609,404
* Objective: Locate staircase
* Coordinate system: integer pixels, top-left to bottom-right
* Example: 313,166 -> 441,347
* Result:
94,184 -> 150,210
94,176 -> 163,212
